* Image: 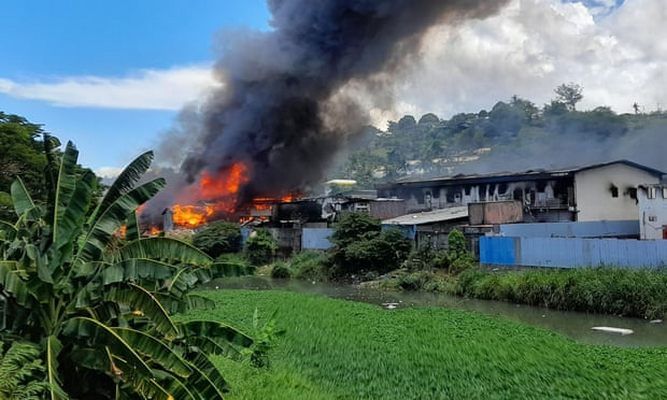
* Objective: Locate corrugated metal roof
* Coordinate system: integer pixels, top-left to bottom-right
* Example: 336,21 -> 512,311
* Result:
382,160 -> 665,187
382,206 -> 468,226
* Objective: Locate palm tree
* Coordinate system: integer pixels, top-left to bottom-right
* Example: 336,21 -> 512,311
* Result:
0,137 -> 253,399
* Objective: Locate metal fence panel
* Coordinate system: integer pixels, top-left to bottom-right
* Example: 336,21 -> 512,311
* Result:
482,236 -> 667,268
302,228 -> 334,250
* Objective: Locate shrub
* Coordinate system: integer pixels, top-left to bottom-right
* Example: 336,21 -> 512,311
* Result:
453,267 -> 667,319
331,213 -> 381,248
447,229 -> 467,259
245,229 -> 278,266
289,251 -> 329,281
342,228 -> 411,274
271,261 -> 291,279
192,221 -> 242,257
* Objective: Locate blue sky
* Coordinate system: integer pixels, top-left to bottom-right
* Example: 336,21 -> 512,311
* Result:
0,1 -> 269,172
0,0 -> 638,175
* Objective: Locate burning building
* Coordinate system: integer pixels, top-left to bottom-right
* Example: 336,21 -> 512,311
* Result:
378,160 -> 665,223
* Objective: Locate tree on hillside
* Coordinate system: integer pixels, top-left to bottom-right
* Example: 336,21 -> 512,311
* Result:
554,83 -> 584,111
0,113 -> 48,220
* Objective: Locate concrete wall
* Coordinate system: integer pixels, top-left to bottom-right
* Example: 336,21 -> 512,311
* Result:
480,236 -> 667,268
498,220 -> 639,238
638,185 -> 667,239
574,164 -> 659,221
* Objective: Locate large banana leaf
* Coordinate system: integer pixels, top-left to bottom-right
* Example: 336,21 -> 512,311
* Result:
125,211 -> 141,242
10,178 -> 35,217
46,335 -> 68,400
166,268 -> 201,298
54,170 -> 96,250
65,317 -> 153,377
106,283 -> 179,339
117,237 -> 212,266
110,356 -> 174,400
182,352 -> 227,398
112,327 -> 191,377
102,258 -> 176,286
0,261 -> 31,306
52,142 -> 80,244
77,178 -> 166,263
154,293 -> 215,315
179,320 -> 253,349
87,151 -> 154,226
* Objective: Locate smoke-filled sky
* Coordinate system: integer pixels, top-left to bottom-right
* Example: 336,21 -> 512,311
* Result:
0,0 -> 664,177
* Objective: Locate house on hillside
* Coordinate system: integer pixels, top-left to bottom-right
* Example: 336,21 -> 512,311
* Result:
377,160 -> 665,223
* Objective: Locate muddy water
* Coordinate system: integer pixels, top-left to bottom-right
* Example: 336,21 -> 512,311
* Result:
205,276 -> 667,348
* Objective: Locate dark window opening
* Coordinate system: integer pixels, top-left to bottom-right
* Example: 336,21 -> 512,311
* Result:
627,187 -> 637,201
610,184 -> 619,198
498,183 -> 508,194
432,189 -> 440,199
536,181 -> 547,192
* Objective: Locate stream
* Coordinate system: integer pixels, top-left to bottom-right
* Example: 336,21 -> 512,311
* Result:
205,276 -> 666,348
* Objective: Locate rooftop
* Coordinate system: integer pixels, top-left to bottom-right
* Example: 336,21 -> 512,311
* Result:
381,160 -> 665,187
382,206 -> 468,226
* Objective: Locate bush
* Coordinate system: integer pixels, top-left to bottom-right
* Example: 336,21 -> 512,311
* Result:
192,221 -> 242,257
245,229 -> 278,266
212,253 -> 255,277
341,228 -> 411,274
289,251 -> 330,281
331,213 -> 381,248
270,261 -> 291,279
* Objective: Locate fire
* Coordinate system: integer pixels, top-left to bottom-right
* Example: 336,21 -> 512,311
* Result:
166,160 -> 301,229
149,226 -> 162,236
172,204 -> 214,228
199,162 -> 249,201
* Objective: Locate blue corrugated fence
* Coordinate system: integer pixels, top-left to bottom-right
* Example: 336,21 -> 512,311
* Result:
480,236 -> 667,268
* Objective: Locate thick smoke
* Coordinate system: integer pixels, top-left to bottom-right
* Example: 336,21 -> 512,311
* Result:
162,0 -> 508,205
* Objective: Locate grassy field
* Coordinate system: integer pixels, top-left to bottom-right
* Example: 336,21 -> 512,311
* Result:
183,290 -> 667,400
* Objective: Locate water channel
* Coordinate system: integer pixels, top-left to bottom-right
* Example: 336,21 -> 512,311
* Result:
205,276 -> 666,348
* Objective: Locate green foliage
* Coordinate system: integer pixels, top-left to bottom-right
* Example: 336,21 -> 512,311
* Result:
0,341 -> 48,400
193,221 -> 242,258
245,229 -> 278,266
454,267 -> 667,319
270,262 -> 291,279
191,290 -> 667,399
287,251 -> 330,281
0,139 -> 254,399
330,213 -> 381,248
330,213 -> 410,275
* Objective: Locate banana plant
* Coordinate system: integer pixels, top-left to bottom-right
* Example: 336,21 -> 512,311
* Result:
0,138 -> 253,399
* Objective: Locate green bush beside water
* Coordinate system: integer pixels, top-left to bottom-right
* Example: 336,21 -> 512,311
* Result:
453,267 -> 667,319
186,290 -> 667,400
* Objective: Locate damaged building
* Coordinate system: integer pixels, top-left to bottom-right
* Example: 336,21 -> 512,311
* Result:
377,160 -> 665,223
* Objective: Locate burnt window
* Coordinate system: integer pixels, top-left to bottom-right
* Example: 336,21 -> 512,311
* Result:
415,190 -> 425,204
627,188 -> 637,201
432,189 -> 440,199
536,181 -> 547,192
498,183 -> 508,194
610,184 -> 619,198
463,186 -> 470,196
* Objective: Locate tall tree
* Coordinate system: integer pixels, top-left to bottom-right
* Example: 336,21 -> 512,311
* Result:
554,83 -> 584,111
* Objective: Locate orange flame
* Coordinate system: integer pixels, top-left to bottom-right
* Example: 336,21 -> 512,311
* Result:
149,226 -> 161,236
171,204 -> 214,228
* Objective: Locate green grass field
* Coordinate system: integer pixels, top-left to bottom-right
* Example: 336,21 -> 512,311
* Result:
184,290 -> 667,399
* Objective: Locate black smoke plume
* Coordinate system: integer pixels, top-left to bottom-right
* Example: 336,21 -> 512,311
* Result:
160,0 -> 508,207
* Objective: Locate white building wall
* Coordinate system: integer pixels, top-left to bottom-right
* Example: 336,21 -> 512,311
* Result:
574,164 -> 660,221
638,185 -> 667,240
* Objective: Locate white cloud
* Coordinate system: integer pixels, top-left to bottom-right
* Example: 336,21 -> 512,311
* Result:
365,0 -> 667,124
0,65 -> 218,110
94,166 -> 123,180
